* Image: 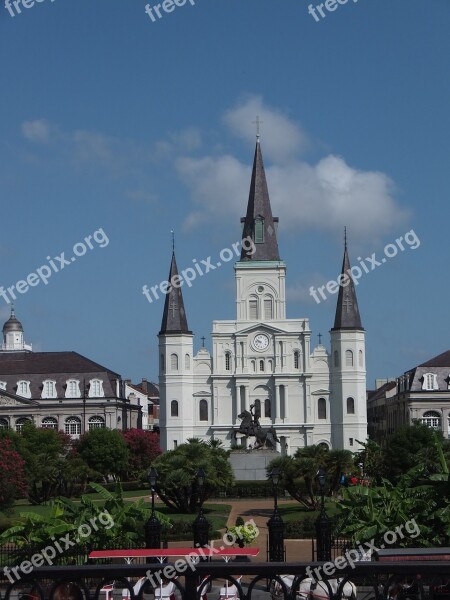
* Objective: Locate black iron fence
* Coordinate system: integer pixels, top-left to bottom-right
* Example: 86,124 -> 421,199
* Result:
1,561 -> 450,600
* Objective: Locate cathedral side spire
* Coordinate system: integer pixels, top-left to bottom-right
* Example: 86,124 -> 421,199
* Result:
332,232 -> 363,331
240,139 -> 281,261
159,251 -> 191,335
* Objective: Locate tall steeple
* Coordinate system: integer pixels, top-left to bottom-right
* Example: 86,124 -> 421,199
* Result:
159,251 -> 191,335
240,139 -> 281,261
332,232 -> 363,331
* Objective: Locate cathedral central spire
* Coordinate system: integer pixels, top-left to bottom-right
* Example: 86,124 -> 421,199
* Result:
240,139 -> 281,261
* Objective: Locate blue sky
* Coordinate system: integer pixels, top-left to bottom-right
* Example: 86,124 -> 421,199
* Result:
0,0 -> 449,387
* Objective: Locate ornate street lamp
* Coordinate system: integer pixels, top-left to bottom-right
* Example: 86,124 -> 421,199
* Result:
267,467 -> 285,562
315,469 -> 332,561
193,468 -> 210,549
145,467 -> 161,549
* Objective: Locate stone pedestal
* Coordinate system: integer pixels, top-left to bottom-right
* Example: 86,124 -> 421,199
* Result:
229,449 -> 280,481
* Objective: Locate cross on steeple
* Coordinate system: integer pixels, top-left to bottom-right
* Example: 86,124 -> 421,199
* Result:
168,300 -> 178,318
171,229 -> 175,252
343,296 -> 353,313
252,115 -> 264,141
201,336 -> 206,348
318,333 -> 322,345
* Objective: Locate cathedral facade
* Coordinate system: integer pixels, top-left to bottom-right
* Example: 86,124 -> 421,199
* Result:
158,139 -> 367,455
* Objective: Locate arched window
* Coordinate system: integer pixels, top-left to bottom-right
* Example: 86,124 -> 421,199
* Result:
254,217 -> 264,243
249,296 -> 258,320
160,354 -> 165,371
259,359 -> 265,372
185,354 -> 190,370
15,417 -> 31,432
41,417 -> 58,429
88,416 -> 105,430
170,353 -> 179,371
334,351 -> 339,368
171,400 -> 179,417
347,397 -> 355,414
65,417 -> 81,436
264,297 -> 273,320
0,418 -> 9,429
225,352 -> 231,371
199,399 -> 208,421
345,350 -> 354,367
254,399 -> 261,419
318,398 -> 326,419
264,398 -> 271,418
251,360 -> 256,372
294,351 -> 300,369
268,359 -> 273,372
359,350 -> 364,367
421,411 -> 441,429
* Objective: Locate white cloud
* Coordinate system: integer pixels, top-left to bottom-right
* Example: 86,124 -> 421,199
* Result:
223,94 -> 309,163
21,119 -> 52,143
179,97 -> 409,243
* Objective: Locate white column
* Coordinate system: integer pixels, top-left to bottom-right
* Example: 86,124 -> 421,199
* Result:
244,385 -> 250,412
284,385 -> 289,420
275,384 -> 281,422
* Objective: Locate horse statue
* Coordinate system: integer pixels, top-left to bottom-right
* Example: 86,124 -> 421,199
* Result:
232,408 -> 280,450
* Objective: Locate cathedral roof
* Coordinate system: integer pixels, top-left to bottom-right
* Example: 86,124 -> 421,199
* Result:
159,252 -> 191,335
418,350 -> 450,368
240,139 -> 281,261
332,235 -> 364,331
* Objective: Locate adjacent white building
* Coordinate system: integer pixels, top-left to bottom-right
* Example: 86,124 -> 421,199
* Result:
158,138 -> 368,454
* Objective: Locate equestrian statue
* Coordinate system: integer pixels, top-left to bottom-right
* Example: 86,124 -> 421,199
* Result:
232,403 -> 280,450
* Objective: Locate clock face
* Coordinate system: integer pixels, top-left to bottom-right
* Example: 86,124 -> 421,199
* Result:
252,334 -> 269,351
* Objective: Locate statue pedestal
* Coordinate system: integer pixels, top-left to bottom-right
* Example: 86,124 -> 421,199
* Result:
229,449 -> 280,481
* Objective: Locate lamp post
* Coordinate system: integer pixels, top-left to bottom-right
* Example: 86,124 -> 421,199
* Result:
267,467 -> 285,562
192,468 -> 210,549
315,469 -> 332,562
145,468 -> 161,549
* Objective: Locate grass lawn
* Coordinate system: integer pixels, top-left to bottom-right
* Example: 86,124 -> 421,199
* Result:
278,501 -> 340,522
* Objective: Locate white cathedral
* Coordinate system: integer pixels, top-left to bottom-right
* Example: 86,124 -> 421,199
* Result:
158,138 -> 367,455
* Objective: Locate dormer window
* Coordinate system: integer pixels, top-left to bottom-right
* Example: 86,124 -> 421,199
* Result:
89,379 -> 104,398
42,380 -> 57,399
17,380 -> 31,398
65,379 -> 81,398
0,381 -> 6,391
254,217 -> 264,243
422,373 -> 438,391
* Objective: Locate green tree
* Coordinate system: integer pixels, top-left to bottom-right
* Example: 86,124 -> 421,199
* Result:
268,445 -> 354,510
152,439 -> 234,513
75,429 -> 130,481
17,423 -> 71,504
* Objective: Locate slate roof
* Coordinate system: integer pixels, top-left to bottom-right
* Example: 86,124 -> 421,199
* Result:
419,350 -> 450,368
159,252 -> 191,335
240,140 -> 281,261
332,241 -> 364,331
0,351 -> 121,399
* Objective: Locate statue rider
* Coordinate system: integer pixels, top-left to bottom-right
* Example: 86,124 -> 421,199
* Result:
250,403 -> 261,430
